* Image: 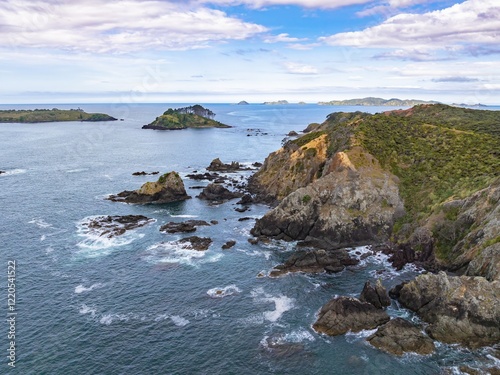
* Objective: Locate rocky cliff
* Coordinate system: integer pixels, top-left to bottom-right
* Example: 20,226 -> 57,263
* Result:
251,104 -> 500,273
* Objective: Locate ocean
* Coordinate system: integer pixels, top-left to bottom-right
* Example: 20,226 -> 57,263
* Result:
1,103 -> 498,374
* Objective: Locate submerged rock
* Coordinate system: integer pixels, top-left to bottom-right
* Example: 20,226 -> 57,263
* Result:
269,249 -> 358,277
367,318 -> 435,356
159,220 -> 210,233
81,215 -> 154,238
313,296 -> 390,336
359,280 -> 391,309
197,183 -> 242,203
108,172 -> 190,204
398,272 -> 500,348
178,236 -> 213,251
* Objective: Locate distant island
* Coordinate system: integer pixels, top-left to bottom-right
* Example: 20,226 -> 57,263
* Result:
237,101 -> 249,105
142,105 -> 231,130
318,97 -> 440,106
263,100 -> 289,105
0,108 -> 117,123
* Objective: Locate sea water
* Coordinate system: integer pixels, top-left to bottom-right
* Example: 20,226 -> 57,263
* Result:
1,103 -> 498,374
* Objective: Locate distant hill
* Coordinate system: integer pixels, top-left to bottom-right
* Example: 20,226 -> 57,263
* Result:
142,105 -> 231,130
0,108 -> 117,123
263,100 -> 289,105
237,101 -> 249,105
318,97 -> 440,106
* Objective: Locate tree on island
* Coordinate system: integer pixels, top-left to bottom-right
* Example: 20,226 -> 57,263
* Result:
164,105 -> 215,119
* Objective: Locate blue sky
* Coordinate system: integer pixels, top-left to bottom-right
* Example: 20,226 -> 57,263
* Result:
0,0 -> 499,104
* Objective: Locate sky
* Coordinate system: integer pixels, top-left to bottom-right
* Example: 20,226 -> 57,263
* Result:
0,0 -> 499,104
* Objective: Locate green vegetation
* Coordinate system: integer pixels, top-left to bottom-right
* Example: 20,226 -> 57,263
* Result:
143,105 -> 231,130
0,108 -> 117,123
295,104 -> 500,256
302,195 -> 312,204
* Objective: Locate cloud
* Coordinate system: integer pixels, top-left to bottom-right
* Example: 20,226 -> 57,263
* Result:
283,62 -> 318,74
199,0 -> 374,9
263,33 -> 307,43
0,0 -> 268,53
432,76 -> 479,83
321,0 -> 500,52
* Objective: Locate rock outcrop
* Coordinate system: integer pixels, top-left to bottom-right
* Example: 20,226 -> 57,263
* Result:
251,149 -> 404,247
367,318 -> 435,356
108,172 -> 190,204
80,215 -> 154,238
159,220 -> 210,233
398,272 -> 500,348
178,236 -> 213,251
206,158 -> 246,172
313,296 -> 390,336
197,183 -> 242,203
359,280 -> 391,309
269,249 -> 359,277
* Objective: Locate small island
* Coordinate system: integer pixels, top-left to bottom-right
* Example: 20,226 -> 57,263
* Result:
0,108 -> 117,123
318,97 -> 439,106
236,101 -> 249,105
142,105 -> 231,130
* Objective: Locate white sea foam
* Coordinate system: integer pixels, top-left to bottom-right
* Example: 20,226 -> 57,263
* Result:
170,315 -> 190,327
99,313 -> 130,325
237,249 -> 272,260
40,235 -> 46,241
66,168 -> 88,173
75,283 -> 104,294
79,304 -> 97,317
170,214 -> 198,218
345,328 -> 378,343
1,169 -> 27,176
28,218 -> 53,228
251,288 -> 295,323
143,241 -> 222,267
75,216 -> 149,257
207,284 -> 241,298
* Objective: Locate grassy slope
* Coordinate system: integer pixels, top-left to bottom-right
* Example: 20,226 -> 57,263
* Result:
0,109 -> 117,123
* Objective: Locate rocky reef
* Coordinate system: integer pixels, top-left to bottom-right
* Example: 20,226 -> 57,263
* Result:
108,172 -> 190,204
80,215 -> 154,238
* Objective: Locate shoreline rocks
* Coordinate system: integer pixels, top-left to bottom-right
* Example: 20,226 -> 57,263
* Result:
359,280 -> 391,309
269,249 -> 359,277
108,172 -> 191,204
397,272 -> 500,348
367,318 -> 435,356
178,236 -> 213,251
313,296 -> 390,336
132,171 -> 159,176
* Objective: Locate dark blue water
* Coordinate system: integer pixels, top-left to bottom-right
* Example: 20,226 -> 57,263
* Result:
1,103 -> 498,374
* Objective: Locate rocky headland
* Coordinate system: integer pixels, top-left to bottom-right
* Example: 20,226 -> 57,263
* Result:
0,108 -> 117,123
248,104 -> 500,352
108,172 -> 191,204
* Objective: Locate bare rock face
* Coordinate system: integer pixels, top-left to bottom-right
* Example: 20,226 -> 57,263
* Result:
398,272 -> 500,348
359,280 -> 391,309
251,150 -> 404,248
269,249 -> 359,277
367,318 -> 435,356
108,172 -> 190,204
313,296 -> 390,336
466,243 -> 500,281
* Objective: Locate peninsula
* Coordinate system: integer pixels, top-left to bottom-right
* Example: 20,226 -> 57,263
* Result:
318,97 -> 439,106
142,105 -> 231,130
0,108 -> 117,123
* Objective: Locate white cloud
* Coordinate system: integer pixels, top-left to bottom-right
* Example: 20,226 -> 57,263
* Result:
283,61 -> 318,74
200,0 -> 373,9
263,33 -> 307,43
0,0 -> 267,53
321,0 -> 500,51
